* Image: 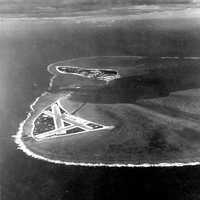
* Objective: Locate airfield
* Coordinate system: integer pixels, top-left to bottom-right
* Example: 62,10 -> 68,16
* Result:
14,56 -> 200,167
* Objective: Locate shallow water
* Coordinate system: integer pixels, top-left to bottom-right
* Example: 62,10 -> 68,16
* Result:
2,11 -> 200,199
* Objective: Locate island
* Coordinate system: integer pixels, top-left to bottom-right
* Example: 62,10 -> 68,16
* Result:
14,56 -> 200,167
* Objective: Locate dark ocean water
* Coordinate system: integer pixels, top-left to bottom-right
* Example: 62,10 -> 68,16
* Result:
1,16 -> 200,199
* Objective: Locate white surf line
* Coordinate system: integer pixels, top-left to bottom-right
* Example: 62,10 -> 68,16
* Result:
13,117 -> 200,167
13,95 -> 200,168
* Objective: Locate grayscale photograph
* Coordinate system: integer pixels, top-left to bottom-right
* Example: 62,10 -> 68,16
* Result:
1,0 -> 200,199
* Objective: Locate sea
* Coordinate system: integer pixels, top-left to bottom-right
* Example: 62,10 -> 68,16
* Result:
1,6 -> 200,199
